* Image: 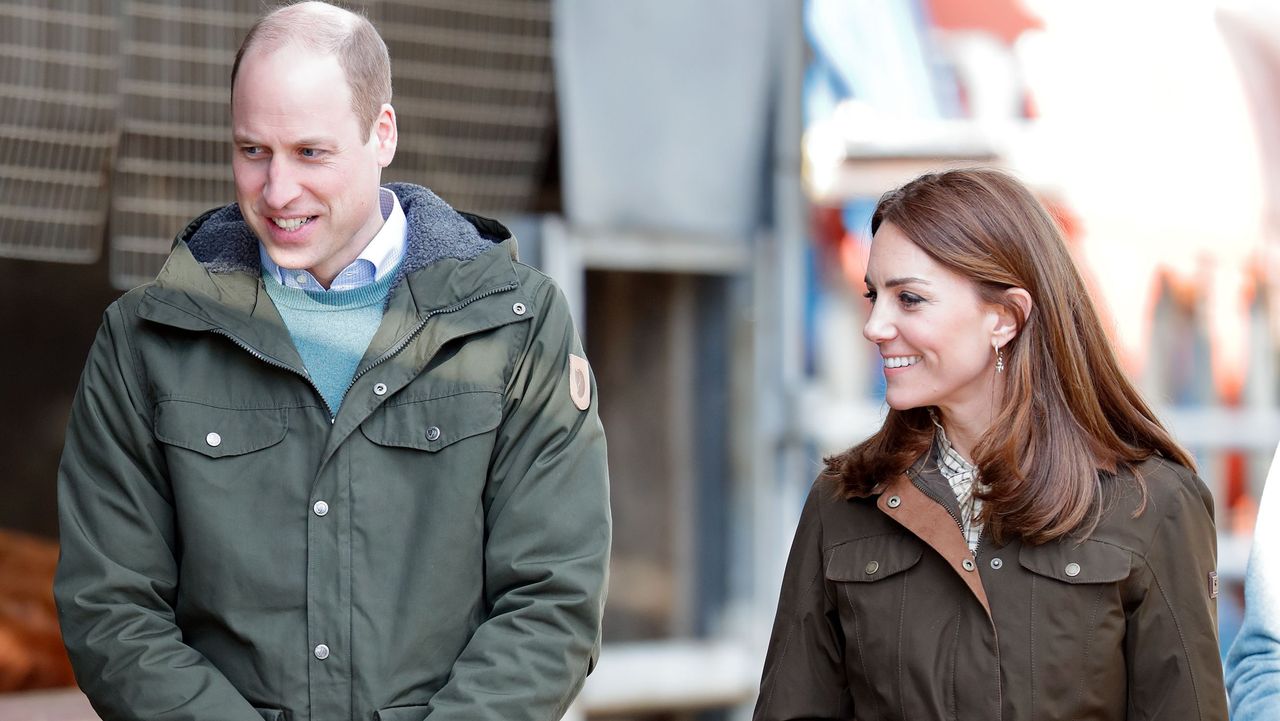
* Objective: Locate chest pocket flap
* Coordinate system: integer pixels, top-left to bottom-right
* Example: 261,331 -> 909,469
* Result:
361,390 -> 502,452
154,401 -> 287,458
1019,538 -> 1132,584
825,534 -> 924,583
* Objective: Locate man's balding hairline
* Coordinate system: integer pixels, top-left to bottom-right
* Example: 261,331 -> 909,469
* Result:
231,1 -> 392,139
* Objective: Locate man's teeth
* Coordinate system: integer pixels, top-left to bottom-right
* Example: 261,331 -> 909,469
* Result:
884,355 -> 922,369
272,217 -> 311,231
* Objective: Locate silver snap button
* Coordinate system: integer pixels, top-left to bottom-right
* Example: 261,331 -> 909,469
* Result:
373,382 -> 388,396
314,644 -> 330,660
294,274 -> 309,285
425,426 -> 441,442
313,500 -> 329,517
512,302 -> 527,315
886,495 -> 901,508
205,432 -> 222,447
990,557 -> 1003,570
864,560 -> 880,575
962,558 -> 976,572
1065,562 -> 1081,577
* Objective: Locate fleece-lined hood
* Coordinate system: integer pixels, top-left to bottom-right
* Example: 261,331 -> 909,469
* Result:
180,182 -> 506,293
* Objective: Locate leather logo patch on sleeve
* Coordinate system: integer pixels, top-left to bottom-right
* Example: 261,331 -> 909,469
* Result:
569,354 -> 591,411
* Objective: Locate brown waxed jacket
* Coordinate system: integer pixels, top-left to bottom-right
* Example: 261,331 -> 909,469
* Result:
754,450 -> 1228,721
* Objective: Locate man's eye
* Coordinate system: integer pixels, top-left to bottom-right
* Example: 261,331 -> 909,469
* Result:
300,148 -> 323,158
241,146 -> 263,157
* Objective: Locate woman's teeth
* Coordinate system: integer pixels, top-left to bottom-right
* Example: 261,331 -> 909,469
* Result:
884,355 -> 922,369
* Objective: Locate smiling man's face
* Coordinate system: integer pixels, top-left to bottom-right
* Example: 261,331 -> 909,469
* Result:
231,42 -> 397,288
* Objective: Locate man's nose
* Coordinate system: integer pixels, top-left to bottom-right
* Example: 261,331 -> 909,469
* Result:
262,158 -> 301,209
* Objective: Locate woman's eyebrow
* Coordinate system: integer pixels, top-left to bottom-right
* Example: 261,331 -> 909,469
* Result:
877,276 -> 930,288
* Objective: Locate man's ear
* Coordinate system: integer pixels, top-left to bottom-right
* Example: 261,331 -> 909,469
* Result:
994,287 -> 1033,348
373,103 -> 397,167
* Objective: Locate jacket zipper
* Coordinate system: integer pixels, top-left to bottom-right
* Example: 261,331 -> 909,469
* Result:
908,470 -> 966,533
211,281 -> 519,423
342,281 -> 521,400
908,468 -> 988,560
909,471 -> 1001,720
211,328 -> 336,419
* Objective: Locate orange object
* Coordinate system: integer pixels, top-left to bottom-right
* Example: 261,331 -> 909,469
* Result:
924,0 -> 1042,46
0,529 -> 76,691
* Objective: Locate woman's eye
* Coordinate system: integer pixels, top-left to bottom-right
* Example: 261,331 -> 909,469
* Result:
862,290 -> 877,304
899,292 -> 924,307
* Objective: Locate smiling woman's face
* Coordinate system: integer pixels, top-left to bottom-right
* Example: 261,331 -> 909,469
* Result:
862,221 -> 1003,422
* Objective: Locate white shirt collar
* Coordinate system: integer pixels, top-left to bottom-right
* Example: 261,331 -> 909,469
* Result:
260,187 -> 407,291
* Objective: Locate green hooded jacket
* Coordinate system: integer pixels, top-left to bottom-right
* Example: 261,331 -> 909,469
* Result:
54,183 -> 611,721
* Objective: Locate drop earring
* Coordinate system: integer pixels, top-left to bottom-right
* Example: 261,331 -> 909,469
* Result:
995,344 -> 1005,374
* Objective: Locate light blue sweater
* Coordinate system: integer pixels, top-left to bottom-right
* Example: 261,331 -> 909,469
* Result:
1226,444 -> 1280,719
263,264 -> 399,415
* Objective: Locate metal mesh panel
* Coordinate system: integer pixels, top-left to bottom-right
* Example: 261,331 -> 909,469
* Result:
0,1 -> 118,263
109,0 -> 554,289
378,0 -> 555,213
108,0 -> 255,289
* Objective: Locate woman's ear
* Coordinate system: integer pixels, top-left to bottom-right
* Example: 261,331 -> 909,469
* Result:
994,287 -> 1033,348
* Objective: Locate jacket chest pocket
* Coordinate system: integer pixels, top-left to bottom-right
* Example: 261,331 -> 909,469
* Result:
154,401 -> 292,497
153,400 -> 308,586
359,390 -> 502,489
824,534 -> 925,707
155,401 -> 288,457
1017,538 -> 1131,706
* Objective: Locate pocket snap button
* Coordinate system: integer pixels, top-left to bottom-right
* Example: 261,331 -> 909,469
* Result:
886,495 -> 901,508
1065,562 -> 1081,577
425,426 -> 441,442
865,560 -> 880,575
205,432 -> 222,447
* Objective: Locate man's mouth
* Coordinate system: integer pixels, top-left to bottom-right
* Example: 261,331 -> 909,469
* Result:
271,216 -> 315,231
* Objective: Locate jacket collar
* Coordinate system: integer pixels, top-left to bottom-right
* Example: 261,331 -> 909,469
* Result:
139,183 -> 516,332
880,466 -> 993,619
177,182 -> 499,288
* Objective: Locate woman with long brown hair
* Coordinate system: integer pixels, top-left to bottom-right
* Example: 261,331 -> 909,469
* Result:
753,168 -> 1227,720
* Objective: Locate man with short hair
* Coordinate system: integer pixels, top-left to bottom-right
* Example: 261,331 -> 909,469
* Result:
54,4 -> 610,720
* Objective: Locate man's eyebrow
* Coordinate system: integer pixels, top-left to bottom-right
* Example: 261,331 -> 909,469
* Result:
864,276 -> 930,288
230,136 -> 338,147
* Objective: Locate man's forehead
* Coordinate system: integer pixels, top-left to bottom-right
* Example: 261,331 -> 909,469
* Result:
236,40 -> 344,83
231,44 -> 360,142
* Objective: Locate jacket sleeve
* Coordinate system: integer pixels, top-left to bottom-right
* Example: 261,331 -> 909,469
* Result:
423,275 -> 611,721
752,479 -> 853,721
1123,462 -> 1229,720
53,303 -> 263,721
1225,446 -> 1280,721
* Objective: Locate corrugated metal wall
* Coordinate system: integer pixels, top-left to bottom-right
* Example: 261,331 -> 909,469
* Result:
0,0 -> 554,289
0,1 -> 118,264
